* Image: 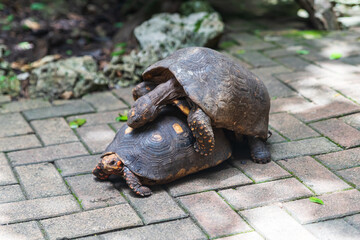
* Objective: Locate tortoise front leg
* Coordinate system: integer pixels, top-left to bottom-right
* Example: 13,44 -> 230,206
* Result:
92,162 -> 111,180
123,166 -> 152,197
132,81 -> 157,100
188,105 -> 215,156
128,78 -> 185,128
247,136 -> 271,164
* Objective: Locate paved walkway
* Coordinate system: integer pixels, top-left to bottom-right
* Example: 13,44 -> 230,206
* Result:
1,18 -> 360,240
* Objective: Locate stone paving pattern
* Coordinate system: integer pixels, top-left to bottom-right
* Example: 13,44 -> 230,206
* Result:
0,19 -> 360,239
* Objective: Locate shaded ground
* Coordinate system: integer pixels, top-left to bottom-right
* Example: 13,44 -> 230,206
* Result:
1,17 -> 360,239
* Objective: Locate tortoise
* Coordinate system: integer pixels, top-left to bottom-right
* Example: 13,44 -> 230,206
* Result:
93,107 -> 232,197
127,47 -> 271,163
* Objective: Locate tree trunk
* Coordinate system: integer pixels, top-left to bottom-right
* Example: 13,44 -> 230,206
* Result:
295,0 -> 341,30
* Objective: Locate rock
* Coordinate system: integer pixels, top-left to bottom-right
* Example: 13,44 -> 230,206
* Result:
29,56 -> 109,99
107,11 -> 224,86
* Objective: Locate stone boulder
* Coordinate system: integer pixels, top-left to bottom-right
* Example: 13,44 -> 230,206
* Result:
29,56 -> 108,99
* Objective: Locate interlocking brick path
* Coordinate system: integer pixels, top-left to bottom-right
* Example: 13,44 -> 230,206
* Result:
1,20 -> 360,239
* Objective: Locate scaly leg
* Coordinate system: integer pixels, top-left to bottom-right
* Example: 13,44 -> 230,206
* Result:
187,105 -> 215,156
247,136 -> 271,164
123,166 -> 152,197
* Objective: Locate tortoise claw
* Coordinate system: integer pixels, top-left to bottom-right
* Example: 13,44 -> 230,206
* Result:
136,186 -> 152,197
248,136 -> 271,164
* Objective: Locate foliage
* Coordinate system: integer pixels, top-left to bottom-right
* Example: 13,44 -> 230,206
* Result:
309,197 -> 324,205
69,118 -> 87,128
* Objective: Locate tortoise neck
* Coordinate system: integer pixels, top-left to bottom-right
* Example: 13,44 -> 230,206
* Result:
150,78 -> 186,107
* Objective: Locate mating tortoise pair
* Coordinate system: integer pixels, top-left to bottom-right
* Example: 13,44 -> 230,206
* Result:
93,47 -> 271,196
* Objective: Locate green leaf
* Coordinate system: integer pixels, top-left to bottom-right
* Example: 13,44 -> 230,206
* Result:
114,22 -> 123,28
69,118 -> 87,129
66,39 -> 74,44
329,52 -> 342,60
115,42 -> 127,48
194,13 -> 210,33
4,50 -> 11,56
219,41 -> 237,50
17,42 -> 33,50
31,2 -> 45,10
66,50 -> 73,55
0,3 -> 4,10
296,49 -> 310,55
111,49 -> 126,56
116,111 -> 128,122
0,76 -> 5,81
309,197 -> 324,205
236,49 -> 246,54
2,25 -> 11,31
6,14 -> 14,22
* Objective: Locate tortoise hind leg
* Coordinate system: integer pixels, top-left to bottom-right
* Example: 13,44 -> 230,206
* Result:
188,105 -> 215,156
123,166 -> 152,197
247,136 -> 271,164
132,81 -> 157,100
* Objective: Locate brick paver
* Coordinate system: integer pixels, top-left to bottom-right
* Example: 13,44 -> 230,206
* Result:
112,87 -> 134,106
316,147 -> 360,170
55,154 -> 101,177
66,174 -> 125,210
305,218 -> 360,240
0,134 -> 41,152
240,205 -> 317,240
76,124 -> 116,154
296,101 -> 360,123
0,99 -> 51,113
1,17 -> 360,239
0,185 -> 25,204
8,142 -> 88,166
0,221 -> 44,240
0,195 -> 80,224
0,113 -> 33,137
279,156 -> 350,194
342,112 -> 360,130
231,159 -> 290,183
284,189 -> 360,224
311,118 -> 360,148
219,178 -> 312,210
0,153 -> 17,185
338,167 -> 360,188
31,117 -> 78,145
123,186 -> 187,224
217,232 -> 264,240
67,110 -> 120,126
270,113 -> 319,140
15,163 -> 69,199
167,164 -> 252,197
179,191 -> 251,238
270,137 -> 341,160
101,218 -> 206,240
23,100 -> 94,120
82,92 -> 128,111
345,214 -> 360,230
41,204 -> 142,240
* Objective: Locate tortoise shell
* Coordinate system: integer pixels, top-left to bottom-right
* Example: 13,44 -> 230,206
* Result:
104,108 -> 232,183
142,47 -> 270,139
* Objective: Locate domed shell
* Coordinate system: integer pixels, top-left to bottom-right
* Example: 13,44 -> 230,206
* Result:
142,47 -> 270,139
104,108 -> 232,182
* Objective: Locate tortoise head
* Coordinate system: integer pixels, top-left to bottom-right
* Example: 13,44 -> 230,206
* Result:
100,152 -> 124,174
127,95 -> 160,128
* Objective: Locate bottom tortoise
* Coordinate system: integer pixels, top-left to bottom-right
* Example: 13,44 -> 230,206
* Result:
93,107 -> 232,196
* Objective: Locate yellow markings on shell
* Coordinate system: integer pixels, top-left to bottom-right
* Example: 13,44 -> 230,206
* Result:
216,160 -> 224,165
145,86 -> 151,91
172,123 -> 184,134
152,134 -> 162,141
173,100 -> 179,104
177,104 -> 190,116
130,111 -> 135,117
125,127 -> 133,134
175,168 -> 187,178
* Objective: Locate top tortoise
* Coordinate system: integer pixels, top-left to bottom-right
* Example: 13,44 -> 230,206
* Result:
127,47 -> 271,163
